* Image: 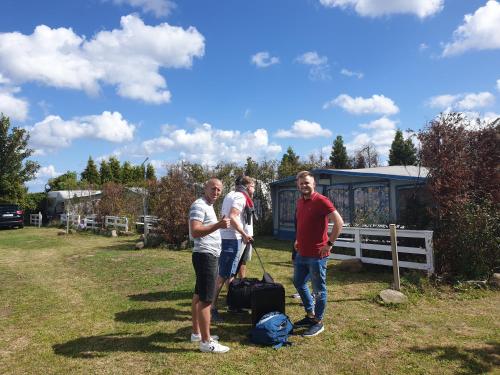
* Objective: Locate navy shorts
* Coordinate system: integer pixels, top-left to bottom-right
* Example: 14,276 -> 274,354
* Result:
218,239 -> 242,278
192,252 -> 218,303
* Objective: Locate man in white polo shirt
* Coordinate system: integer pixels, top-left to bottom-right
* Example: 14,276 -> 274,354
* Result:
189,178 -> 231,353
212,176 -> 255,319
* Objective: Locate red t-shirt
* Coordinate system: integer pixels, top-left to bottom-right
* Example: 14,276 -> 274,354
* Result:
296,192 -> 336,258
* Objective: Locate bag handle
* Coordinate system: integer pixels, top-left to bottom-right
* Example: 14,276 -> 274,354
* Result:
252,243 -> 274,283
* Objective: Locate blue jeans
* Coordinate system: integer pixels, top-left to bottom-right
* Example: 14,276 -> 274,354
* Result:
218,239 -> 242,278
293,254 -> 328,321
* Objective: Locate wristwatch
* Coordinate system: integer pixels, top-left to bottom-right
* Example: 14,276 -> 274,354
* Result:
327,240 -> 333,247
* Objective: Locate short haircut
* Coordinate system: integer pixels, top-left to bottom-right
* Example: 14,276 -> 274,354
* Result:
296,170 -> 314,180
205,177 -> 222,187
241,176 -> 255,186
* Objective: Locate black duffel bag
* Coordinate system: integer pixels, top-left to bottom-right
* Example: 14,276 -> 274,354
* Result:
227,277 -> 261,310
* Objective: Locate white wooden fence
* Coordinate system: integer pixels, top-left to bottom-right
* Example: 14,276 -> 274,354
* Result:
83,215 -> 101,230
330,225 -> 434,274
60,214 -> 128,231
135,215 -> 159,231
30,213 -> 42,227
105,216 -> 129,232
60,213 -> 81,227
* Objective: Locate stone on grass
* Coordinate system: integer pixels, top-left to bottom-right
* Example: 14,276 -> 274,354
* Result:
57,230 -> 67,236
110,230 -> 118,237
119,231 -> 134,237
379,289 -> 408,304
135,241 -> 145,250
488,273 -> 500,288
338,258 -> 363,273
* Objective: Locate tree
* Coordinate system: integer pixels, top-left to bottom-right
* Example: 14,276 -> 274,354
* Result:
146,164 -> 156,181
99,160 -> 112,184
329,135 -> 350,169
418,113 -> 500,279
48,171 -> 78,191
132,165 -> 144,185
388,130 -> 417,166
108,157 -> 121,183
81,156 -> 100,186
278,146 -> 301,178
0,115 -> 40,204
121,161 -> 134,185
353,144 -> 379,168
244,157 -> 259,178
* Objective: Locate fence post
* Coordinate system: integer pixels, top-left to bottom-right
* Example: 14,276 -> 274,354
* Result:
38,212 -> 42,228
389,224 -> 401,291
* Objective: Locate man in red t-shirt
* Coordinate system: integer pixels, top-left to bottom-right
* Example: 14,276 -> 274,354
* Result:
293,170 -> 344,337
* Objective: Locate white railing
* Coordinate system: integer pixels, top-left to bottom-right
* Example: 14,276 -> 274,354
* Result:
329,225 -> 434,274
60,213 -> 81,228
30,213 -> 42,227
105,216 -> 129,232
83,215 -> 101,230
135,215 -> 159,231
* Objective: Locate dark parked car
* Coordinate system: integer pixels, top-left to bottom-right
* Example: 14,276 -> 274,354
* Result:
0,204 -> 24,229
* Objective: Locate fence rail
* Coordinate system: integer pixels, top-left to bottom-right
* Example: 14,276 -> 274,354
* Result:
329,225 -> 434,274
60,213 -> 81,228
30,213 -> 42,227
105,216 -> 129,232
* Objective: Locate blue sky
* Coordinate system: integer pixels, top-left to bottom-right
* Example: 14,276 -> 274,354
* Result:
1,0 -> 499,191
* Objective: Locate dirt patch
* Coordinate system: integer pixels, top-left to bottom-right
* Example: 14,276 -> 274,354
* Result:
0,307 -> 12,318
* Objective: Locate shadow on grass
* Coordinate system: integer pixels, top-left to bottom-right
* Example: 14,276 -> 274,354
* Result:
53,331 -> 194,358
410,341 -> 499,375
115,307 -> 189,323
101,239 -> 141,252
128,290 -> 193,302
53,324 -> 258,358
327,264 -> 392,286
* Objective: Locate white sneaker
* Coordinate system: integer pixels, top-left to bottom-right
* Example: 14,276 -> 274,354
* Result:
190,333 -> 219,342
199,339 -> 230,353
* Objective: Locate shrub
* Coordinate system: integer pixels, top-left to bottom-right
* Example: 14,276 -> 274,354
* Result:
148,165 -> 196,248
419,113 -> 500,280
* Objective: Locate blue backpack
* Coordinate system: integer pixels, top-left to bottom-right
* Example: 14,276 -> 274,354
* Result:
250,312 -> 293,349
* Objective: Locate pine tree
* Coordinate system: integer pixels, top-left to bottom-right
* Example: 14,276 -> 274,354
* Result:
121,161 -> 134,185
99,160 -> 112,184
329,135 -> 349,169
389,130 -> 418,166
81,156 -> 100,186
278,146 -> 301,178
146,164 -> 156,180
0,115 -> 40,204
244,157 -> 259,177
132,165 -> 144,184
108,157 -> 121,183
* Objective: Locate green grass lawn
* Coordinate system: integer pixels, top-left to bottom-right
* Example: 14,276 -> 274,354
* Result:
0,227 -> 498,375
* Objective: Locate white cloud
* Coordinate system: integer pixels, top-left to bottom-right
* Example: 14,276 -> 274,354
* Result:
346,117 -> 398,157
456,92 -> 495,110
0,14 -> 205,104
428,92 -> 495,111
251,51 -> 279,68
427,94 -> 460,109
497,79 -> 500,91
27,111 -> 135,152
319,0 -> 443,19
419,43 -> 429,51
0,86 -> 29,121
442,1 -> 500,56
36,165 -> 62,179
296,51 -> 331,81
324,94 -> 399,115
340,68 -> 363,79
141,123 -> 282,165
109,0 -> 176,17
275,119 -> 332,138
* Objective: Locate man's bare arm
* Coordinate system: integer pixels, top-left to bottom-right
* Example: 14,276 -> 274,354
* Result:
229,207 -> 252,243
190,216 -> 230,238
